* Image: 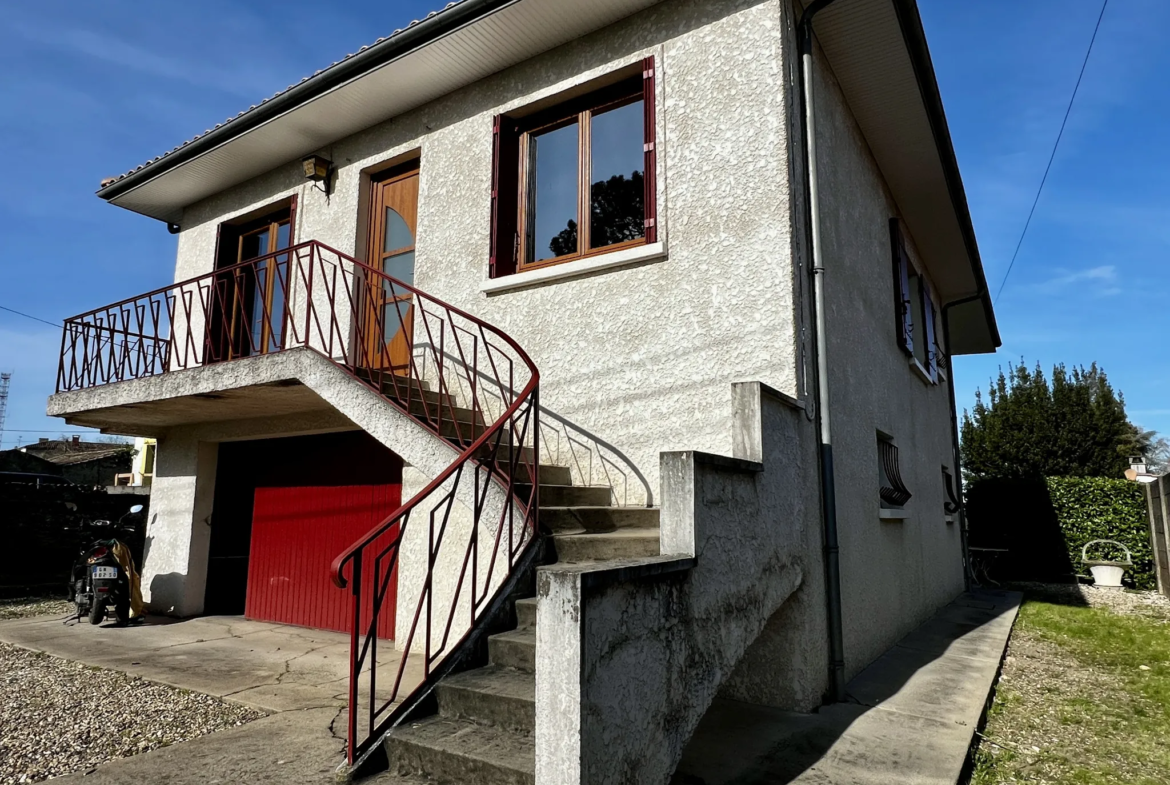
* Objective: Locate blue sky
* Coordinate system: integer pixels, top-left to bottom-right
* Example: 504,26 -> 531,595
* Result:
1,0 -> 1167,448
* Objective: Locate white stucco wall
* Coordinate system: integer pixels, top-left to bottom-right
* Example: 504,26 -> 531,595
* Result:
169,0 -> 799,508
801,18 -> 966,680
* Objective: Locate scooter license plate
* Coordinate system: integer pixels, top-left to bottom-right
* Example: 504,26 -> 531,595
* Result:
92,566 -> 118,580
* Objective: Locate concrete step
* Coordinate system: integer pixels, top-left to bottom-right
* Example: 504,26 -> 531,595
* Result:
356,370 -> 430,393
488,628 -> 536,672
521,484 -> 613,507
514,463 -> 571,486
514,597 -> 538,629
552,528 -> 661,563
436,665 -> 536,734
384,715 -> 534,785
541,506 -> 660,534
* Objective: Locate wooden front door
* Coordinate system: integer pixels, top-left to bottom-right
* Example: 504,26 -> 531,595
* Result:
366,167 -> 419,372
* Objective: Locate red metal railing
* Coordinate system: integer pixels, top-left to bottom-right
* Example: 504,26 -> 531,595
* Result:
56,240 -> 540,764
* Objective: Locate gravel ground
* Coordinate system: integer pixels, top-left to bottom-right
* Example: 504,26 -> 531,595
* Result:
1005,581 -> 1170,621
0,597 -> 74,622
0,643 -> 265,784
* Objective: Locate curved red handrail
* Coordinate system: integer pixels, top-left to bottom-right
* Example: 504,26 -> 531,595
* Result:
55,240 -> 541,765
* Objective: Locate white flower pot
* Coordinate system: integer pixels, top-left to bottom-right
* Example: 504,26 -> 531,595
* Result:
1089,564 -> 1125,588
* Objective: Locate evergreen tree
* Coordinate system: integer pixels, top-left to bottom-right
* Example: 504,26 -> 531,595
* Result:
961,361 -> 1145,481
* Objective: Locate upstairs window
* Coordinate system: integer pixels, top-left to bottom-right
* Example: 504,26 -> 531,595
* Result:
490,58 -> 658,277
890,218 -> 941,383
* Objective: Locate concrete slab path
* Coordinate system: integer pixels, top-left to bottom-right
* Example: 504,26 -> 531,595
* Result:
0,614 -> 420,783
672,588 -> 1021,785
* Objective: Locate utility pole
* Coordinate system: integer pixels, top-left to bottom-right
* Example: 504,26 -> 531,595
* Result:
0,372 -> 10,450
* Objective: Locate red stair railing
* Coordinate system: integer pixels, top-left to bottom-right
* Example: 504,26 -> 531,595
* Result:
55,240 -> 540,764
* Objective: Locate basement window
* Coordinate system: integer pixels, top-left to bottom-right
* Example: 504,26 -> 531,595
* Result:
878,434 -> 912,513
489,58 -> 658,277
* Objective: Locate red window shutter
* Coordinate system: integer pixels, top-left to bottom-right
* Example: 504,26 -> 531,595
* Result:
287,193 -> 298,246
489,115 -> 520,278
889,218 -> 913,356
922,280 -> 938,382
642,56 -> 658,245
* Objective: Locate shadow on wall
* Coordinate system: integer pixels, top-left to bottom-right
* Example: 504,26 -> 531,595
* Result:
147,572 -> 187,616
965,478 -> 1077,584
411,341 -> 654,505
670,590 -> 1019,785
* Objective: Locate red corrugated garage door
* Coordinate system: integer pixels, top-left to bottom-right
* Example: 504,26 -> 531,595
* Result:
246,484 -> 401,636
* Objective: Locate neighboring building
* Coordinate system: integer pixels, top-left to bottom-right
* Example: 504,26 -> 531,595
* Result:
21,437 -> 133,488
47,0 -> 999,780
114,437 -> 157,487
0,448 -> 64,484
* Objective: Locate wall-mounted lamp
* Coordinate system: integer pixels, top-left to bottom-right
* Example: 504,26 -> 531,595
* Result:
302,154 -> 333,196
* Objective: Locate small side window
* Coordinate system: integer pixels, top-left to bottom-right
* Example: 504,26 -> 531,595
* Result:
878,434 -> 912,509
942,466 -> 960,516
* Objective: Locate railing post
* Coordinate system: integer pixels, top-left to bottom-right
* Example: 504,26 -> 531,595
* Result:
348,554 -> 362,765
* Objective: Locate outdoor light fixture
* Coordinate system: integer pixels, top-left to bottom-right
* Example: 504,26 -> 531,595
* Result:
302,154 -> 333,196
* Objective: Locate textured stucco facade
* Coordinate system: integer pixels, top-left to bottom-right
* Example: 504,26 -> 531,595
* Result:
168,0 -> 799,508
799,16 -> 966,678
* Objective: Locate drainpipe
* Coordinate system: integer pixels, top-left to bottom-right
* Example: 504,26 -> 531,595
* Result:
798,0 -> 846,703
941,291 -> 985,591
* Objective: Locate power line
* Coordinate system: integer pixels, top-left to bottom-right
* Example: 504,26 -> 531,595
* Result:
994,0 -> 1109,303
0,304 -> 61,328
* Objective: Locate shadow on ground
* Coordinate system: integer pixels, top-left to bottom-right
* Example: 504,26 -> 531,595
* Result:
670,589 -> 1021,785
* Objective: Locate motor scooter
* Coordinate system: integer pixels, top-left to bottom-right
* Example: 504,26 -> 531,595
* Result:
69,504 -> 143,626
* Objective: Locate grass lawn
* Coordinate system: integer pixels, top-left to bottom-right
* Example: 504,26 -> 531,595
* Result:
972,585 -> 1170,784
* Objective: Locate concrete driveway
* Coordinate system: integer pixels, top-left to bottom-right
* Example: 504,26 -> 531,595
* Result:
0,613 -> 418,783
0,614 -> 353,713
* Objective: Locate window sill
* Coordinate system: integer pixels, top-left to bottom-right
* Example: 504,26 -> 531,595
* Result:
481,242 -> 667,295
879,508 -> 910,521
909,356 -> 935,385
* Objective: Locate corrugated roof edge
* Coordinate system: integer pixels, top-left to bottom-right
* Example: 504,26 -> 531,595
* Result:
892,0 -> 1000,348
96,0 -> 514,202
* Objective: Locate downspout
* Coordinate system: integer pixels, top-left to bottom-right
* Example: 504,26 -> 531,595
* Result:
941,291 -> 985,590
798,0 -> 846,703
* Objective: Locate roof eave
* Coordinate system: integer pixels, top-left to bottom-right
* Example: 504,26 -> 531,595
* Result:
892,0 -> 1000,349
95,0 -> 517,205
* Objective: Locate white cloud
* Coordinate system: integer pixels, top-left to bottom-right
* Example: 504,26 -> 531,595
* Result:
1036,265 -> 1121,296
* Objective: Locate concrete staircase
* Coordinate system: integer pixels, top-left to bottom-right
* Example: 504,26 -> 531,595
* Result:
367,475 -> 661,784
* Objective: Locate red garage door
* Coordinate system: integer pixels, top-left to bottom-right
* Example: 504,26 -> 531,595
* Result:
246,484 -> 401,636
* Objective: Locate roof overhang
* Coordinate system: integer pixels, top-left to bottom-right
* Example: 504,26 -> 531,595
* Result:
96,0 -> 663,223
99,0 -> 997,354
806,0 -> 1000,354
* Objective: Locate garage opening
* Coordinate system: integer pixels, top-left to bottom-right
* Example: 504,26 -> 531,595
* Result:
204,431 -> 403,635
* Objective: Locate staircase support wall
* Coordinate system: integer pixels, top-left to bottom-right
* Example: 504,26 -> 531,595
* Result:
535,382 -> 825,784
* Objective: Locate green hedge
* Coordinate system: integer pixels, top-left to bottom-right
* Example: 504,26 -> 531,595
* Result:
1044,476 -> 1154,590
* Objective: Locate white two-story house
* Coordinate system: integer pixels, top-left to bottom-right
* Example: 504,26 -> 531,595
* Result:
48,0 -> 999,781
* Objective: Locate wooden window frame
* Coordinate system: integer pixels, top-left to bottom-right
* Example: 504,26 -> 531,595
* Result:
490,57 -> 657,278
209,197 -> 296,362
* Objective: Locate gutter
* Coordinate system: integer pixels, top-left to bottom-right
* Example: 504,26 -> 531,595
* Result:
797,0 -> 848,704
96,0 -> 520,204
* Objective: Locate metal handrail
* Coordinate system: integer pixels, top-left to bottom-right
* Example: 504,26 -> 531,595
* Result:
55,240 -> 540,764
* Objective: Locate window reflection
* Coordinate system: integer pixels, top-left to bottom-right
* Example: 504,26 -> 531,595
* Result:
589,100 -> 644,250
529,122 -> 580,262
